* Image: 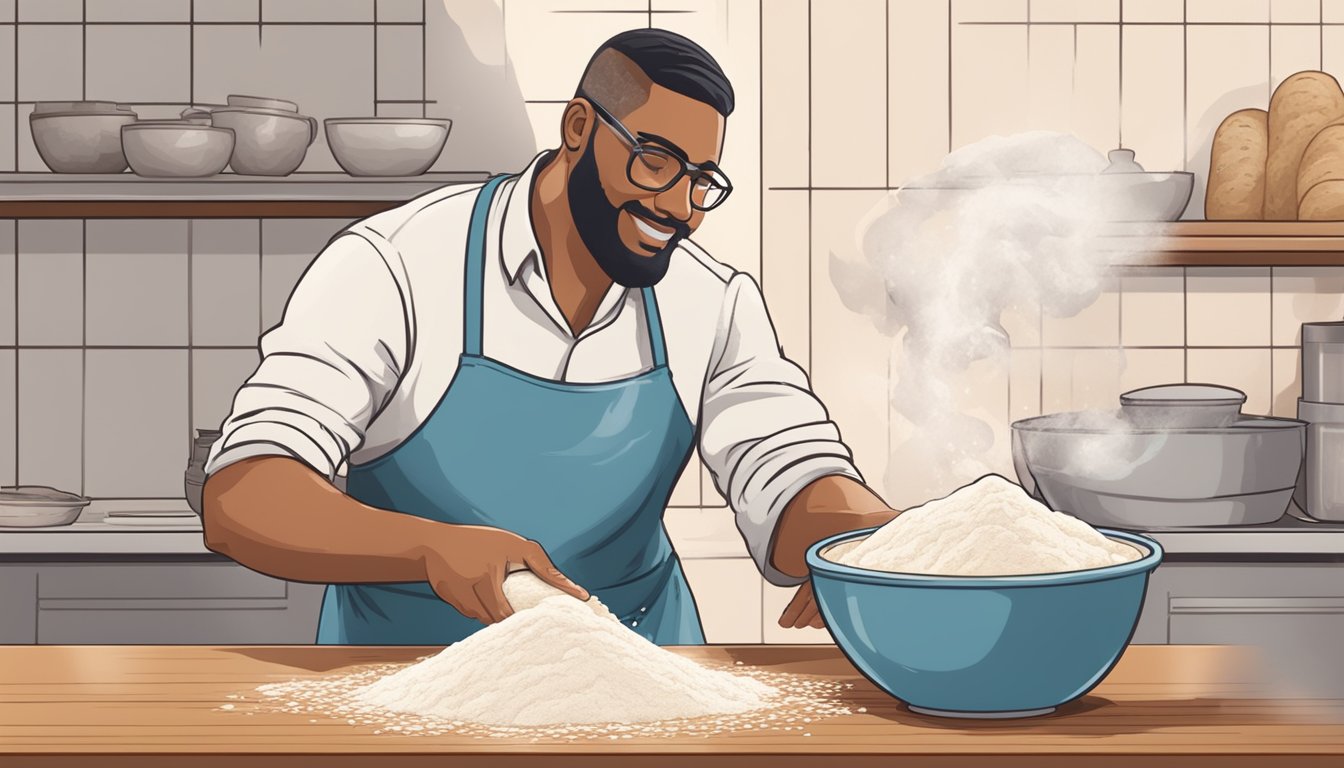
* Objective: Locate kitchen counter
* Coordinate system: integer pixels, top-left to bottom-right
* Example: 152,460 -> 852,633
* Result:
4,506 -> 1344,558
0,644 -> 1339,767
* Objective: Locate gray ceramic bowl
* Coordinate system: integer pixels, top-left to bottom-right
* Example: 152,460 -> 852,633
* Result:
30,102 -> 138,173
121,123 -> 234,177
324,117 -> 452,176
0,485 -> 92,527
1093,171 -> 1194,221
211,107 -> 316,176
1012,413 -> 1304,528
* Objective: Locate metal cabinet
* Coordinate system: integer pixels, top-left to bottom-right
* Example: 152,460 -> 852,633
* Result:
1133,560 -> 1344,644
0,560 -> 325,644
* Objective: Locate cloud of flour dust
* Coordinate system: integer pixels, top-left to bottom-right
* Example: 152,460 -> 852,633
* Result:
828,132 -> 1162,503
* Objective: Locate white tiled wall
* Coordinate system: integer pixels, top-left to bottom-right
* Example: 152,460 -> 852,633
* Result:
0,0 -> 536,174
4,217 -> 342,502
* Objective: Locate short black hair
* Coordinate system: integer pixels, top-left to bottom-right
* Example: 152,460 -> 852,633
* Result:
578,28 -> 734,117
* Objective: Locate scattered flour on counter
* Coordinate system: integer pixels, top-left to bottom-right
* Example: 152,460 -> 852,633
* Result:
830,474 -> 1140,576
242,571 -> 855,739
354,594 -> 774,726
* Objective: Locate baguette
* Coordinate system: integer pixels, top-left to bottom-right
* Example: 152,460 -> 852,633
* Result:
1298,178 -> 1344,220
1266,71 -> 1344,219
1206,108 -> 1268,219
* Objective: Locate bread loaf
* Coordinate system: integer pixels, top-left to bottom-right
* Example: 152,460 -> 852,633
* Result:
1299,179 -> 1344,219
1206,108 -> 1268,219
1266,71 -> 1344,219
1298,121 -> 1344,204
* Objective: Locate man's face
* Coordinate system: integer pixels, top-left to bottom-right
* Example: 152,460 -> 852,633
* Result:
566,83 -> 726,288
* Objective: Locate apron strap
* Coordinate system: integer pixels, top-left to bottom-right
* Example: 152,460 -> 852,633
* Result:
463,174 -> 513,356
641,287 -> 669,369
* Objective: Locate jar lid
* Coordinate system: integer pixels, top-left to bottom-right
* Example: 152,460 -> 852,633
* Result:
1303,321 -> 1344,343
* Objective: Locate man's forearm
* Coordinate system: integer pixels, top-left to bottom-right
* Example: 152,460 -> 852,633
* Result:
768,474 -> 898,579
202,455 -> 440,584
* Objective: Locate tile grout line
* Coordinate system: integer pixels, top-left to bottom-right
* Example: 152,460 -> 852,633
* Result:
11,221 -> 16,484
258,219 -> 263,339
11,7 -> 16,173
422,0 -> 427,120
373,0 -> 379,110
1183,266 -> 1189,381
947,0 -> 953,154
187,219 -> 194,458
188,0 -> 194,108
80,219 -> 85,497
81,0 -> 86,101
1269,266 -> 1275,406
1117,1 -> 1123,148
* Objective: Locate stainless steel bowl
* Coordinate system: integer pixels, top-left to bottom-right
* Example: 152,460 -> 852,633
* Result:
0,485 -> 92,527
1119,383 -> 1246,428
1012,413 -> 1304,528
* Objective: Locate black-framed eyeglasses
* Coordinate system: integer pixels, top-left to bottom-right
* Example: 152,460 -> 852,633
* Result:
580,93 -> 733,212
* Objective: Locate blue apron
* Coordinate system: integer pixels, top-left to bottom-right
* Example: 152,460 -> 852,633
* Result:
315,174 -> 705,646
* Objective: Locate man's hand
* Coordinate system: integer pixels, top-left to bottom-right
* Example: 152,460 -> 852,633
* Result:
769,475 -> 900,580
419,524 -> 589,624
778,580 -> 825,629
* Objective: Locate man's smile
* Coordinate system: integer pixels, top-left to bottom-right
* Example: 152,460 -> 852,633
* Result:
630,209 -> 676,244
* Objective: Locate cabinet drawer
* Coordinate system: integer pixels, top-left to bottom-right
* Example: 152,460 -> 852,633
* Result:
37,603 -> 313,645
37,563 -> 288,600
1169,597 -> 1344,645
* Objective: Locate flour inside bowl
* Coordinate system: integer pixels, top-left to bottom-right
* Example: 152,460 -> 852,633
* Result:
348,574 -> 777,727
828,474 -> 1140,576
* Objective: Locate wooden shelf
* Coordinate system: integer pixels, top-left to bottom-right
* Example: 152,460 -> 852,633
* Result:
0,172 -> 492,218
1107,221 -> 1344,267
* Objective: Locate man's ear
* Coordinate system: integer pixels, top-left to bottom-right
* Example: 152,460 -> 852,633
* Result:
561,99 -> 593,153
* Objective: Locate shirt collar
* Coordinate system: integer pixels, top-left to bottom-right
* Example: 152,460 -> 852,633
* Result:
500,150 -> 555,284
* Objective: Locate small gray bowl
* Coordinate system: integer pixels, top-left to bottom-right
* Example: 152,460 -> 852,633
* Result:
121,123 -> 234,177
0,485 -> 92,527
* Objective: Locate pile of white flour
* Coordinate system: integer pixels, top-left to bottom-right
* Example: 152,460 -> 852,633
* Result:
829,474 -> 1139,576
349,572 -> 777,727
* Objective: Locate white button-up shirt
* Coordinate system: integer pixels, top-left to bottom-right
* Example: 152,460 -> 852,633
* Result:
204,151 -> 862,586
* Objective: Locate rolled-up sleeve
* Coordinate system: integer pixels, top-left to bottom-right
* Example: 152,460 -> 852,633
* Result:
698,272 -> 864,587
203,231 -> 408,483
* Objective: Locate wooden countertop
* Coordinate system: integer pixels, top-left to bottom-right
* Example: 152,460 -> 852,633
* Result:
1,644 -> 1341,767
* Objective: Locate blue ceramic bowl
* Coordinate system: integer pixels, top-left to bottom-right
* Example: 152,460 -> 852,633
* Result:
806,527 -> 1163,718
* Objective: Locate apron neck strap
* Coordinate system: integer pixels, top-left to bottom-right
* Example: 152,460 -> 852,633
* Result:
462,173 -> 670,369
641,286 -> 668,368
463,174 -> 512,356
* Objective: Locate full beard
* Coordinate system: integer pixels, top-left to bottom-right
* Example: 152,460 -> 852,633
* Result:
567,132 -> 691,288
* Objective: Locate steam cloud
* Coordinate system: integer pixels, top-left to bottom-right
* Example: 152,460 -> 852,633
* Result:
829,131 -> 1161,502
